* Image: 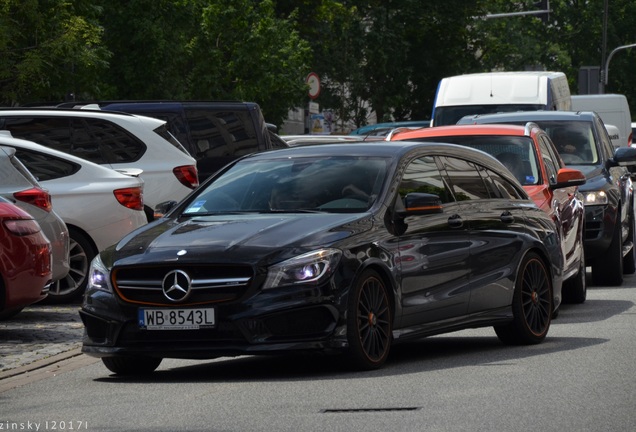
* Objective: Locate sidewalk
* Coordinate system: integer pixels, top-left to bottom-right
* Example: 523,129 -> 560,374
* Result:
0,304 -> 84,376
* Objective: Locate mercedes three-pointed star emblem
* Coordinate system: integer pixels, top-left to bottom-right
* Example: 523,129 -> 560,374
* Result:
162,270 -> 192,302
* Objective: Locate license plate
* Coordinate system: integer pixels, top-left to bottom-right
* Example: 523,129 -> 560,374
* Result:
139,308 -> 215,330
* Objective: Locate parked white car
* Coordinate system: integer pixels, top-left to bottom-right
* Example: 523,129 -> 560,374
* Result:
0,108 -> 199,221
0,133 -> 147,302
0,144 -> 70,291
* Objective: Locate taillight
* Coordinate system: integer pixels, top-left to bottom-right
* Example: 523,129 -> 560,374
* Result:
113,187 -> 144,211
4,218 -> 42,236
173,165 -> 199,189
13,187 -> 53,212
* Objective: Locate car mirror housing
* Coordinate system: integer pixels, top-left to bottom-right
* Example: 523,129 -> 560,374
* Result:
610,146 -> 636,167
153,200 -> 178,219
552,168 -> 587,190
398,193 -> 443,217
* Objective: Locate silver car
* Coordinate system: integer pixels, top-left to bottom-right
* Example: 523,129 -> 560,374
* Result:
0,145 -> 70,296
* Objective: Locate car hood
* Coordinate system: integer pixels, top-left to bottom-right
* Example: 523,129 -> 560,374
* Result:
567,164 -> 607,192
106,212 -> 374,268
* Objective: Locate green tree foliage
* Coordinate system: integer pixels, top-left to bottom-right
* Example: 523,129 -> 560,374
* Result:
188,0 -> 311,126
0,0 -> 109,105
96,0 -> 201,100
2,0 -> 636,123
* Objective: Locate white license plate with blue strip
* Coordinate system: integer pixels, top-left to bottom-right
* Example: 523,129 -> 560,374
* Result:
139,308 -> 215,330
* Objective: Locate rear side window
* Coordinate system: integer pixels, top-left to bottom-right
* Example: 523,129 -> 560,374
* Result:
185,108 -> 259,160
13,148 -> 80,181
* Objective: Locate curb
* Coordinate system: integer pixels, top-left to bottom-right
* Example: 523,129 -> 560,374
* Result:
0,346 -> 84,380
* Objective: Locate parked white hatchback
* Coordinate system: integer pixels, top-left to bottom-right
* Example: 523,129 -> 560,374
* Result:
0,108 -> 199,221
0,133 -> 147,302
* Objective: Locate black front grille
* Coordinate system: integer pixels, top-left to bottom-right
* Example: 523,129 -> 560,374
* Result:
113,264 -> 253,306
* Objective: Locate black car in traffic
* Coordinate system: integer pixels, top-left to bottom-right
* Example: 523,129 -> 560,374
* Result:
80,142 -> 563,375
459,111 -> 636,286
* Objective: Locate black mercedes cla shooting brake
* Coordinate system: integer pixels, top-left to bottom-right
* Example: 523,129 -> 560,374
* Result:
80,142 -> 564,375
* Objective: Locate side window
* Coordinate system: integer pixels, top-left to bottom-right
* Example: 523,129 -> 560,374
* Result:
399,156 -> 453,204
538,135 -> 558,185
486,168 -> 525,199
70,118 -> 103,164
13,148 -> 80,181
84,118 -> 144,164
438,156 -> 490,200
594,116 -> 614,159
1,116 -> 73,153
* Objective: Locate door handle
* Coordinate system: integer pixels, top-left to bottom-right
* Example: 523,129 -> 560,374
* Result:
500,211 -> 514,223
448,214 -> 463,228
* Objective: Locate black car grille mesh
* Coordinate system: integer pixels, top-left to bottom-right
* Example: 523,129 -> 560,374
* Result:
112,264 -> 253,306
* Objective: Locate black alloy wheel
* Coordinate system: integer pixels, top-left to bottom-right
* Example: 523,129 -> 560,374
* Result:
495,252 -> 552,345
102,356 -> 163,375
345,269 -> 392,370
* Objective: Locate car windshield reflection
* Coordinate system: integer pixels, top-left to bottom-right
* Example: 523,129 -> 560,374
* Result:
183,156 -> 389,215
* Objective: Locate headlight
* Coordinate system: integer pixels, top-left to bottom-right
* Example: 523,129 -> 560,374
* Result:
581,190 -> 608,205
263,249 -> 342,289
88,253 -> 112,293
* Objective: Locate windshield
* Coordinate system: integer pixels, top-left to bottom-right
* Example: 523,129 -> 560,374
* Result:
532,121 -> 598,165
409,135 -> 541,186
183,155 -> 389,214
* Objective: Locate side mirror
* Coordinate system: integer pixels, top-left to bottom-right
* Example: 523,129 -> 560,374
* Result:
396,193 -> 443,217
552,167 -> 586,189
153,200 -> 178,219
610,146 -> 636,168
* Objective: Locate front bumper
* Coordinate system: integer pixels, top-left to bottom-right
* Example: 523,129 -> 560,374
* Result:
80,285 -> 348,360
583,204 -> 617,262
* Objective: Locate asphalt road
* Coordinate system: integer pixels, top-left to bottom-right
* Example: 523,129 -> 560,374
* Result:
1,271 -> 635,432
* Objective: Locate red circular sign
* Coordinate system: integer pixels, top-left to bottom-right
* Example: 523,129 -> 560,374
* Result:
306,72 -> 321,99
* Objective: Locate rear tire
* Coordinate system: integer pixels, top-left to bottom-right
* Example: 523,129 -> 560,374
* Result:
45,228 -> 95,304
102,356 -> 162,375
344,269 -> 392,370
495,252 -> 552,345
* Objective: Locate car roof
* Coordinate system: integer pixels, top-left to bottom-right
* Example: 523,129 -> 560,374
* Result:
458,110 -> 599,124
388,123 -> 536,141
241,141 -> 510,176
0,107 -> 166,128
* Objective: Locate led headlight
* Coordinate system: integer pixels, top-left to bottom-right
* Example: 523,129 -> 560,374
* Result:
263,249 -> 342,289
88,253 -> 113,292
581,190 -> 608,205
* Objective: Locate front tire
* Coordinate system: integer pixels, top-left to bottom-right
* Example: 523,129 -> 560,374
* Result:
102,356 -> 162,375
563,249 -> 586,304
495,252 -> 552,345
623,209 -> 636,274
344,269 -> 392,370
592,221 -> 623,286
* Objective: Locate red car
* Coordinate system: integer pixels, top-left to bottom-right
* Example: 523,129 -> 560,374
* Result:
388,123 -> 588,304
0,196 -> 52,319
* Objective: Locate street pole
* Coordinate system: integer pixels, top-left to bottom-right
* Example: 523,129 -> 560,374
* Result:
602,43 -> 636,93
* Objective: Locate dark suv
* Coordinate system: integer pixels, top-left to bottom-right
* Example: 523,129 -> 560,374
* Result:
58,101 -> 287,181
458,111 -> 636,286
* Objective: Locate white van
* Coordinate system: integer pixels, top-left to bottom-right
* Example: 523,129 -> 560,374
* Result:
431,71 -> 572,126
571,94 -> 632,147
